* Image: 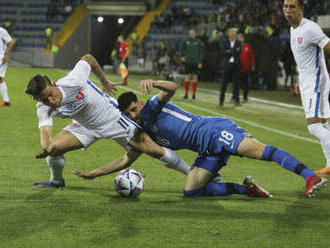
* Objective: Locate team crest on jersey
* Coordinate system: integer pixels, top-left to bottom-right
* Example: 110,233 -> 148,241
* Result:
297,37 -> 303,44
76,91 -> 85,100
66,102 -> 76,110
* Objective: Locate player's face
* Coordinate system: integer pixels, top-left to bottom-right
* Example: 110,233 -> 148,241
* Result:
189,29 -> 196,39
124,101 -> 143,125
283,0 -> 303,27
237,34 -> 244,43
35,84 -> 62,108
228,29 -> 236,40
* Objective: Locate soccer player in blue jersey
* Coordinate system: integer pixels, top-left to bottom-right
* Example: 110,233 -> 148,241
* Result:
74,80 -> 328,198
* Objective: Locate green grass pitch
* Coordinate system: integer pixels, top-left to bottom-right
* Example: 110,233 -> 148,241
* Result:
0,66 -> 329,248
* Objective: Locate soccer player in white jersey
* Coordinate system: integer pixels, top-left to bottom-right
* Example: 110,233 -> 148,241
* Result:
25,54 -> 190,188
283,0 -> 330,175
0,26 -> 14,107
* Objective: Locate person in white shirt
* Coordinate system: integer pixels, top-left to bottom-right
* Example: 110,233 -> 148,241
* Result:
25,54 -> 190,187
0,27 -> 14,107
283,0 -> 330,175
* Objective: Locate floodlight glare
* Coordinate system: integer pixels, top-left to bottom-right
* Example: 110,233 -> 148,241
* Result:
97,16 -> 104,23
118,17 -> 124,24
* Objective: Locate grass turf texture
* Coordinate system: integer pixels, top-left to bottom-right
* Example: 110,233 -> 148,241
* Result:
0,66 -> 329,248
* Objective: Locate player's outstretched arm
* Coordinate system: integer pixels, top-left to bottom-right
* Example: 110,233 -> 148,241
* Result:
36,125 -> 52,158
81,54 -> 117,95
140,79 -> 177,105
72,150 -> 141,179
3,40 -> 14,64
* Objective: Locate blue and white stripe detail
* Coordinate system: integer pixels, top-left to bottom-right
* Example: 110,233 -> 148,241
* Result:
121,113 -> 141,129
86,80 -> 119,109
314,46 -> 321,118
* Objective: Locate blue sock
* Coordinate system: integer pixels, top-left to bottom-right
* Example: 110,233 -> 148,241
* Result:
262,145 -> 316,180
183,188 -> 204,197
204,182 -> 247,196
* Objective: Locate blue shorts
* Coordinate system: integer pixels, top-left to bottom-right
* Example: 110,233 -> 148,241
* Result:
192,150 -> 230,174
207,117 -> 250,155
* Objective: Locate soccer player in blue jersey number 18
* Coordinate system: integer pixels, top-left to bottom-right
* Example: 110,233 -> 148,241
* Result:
74,79 -> 327,198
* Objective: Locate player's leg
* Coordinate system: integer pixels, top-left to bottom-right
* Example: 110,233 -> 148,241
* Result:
183,70 -> 191,99
219,70 -> 230,105
237,136 -> 327,197
183,155 -> 271,197
302,89 -> 330,174
32,125 -> 85,188
191,72 -> 198,99
307,118 -> 330,174
242,72 -> 249,101
128,131 -> 190,174
232,70 -> 240,105
0,63 -> 10,106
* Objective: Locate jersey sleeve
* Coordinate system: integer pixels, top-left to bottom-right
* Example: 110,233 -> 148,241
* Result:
141,95 -> 164,122
0,28 -> 12,43
309,23 -> 330,48
36,102 -> 53,128
57,60 -> 91,88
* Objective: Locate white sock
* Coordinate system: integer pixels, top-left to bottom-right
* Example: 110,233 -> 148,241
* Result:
159,147 -> 190,175
46,155 -> 65,184
308,123 -> 330,167
0,82 -> 9,102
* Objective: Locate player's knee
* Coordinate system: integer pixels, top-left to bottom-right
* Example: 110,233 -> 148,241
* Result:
183,188 -> 204,197
261,145 -> 277,161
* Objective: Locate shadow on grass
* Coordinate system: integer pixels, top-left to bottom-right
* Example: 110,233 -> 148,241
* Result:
272,188 -> 330,234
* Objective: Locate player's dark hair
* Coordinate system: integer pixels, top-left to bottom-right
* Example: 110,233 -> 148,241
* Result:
297,0 -> 304,8
25,74 -> 51,96
118,91 -> 138,112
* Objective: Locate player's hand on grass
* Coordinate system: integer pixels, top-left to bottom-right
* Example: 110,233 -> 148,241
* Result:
35,149 -> 50,159
102,80 -> 118,95
140,79 -> 154,95
71,170 -> 96,179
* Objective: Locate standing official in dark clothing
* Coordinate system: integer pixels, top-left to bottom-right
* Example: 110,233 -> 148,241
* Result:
179,28 -> 203,99
220,28 -> 242,106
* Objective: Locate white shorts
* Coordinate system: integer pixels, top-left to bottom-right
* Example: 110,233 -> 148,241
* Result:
63,115 -> 140,150
0,61 -> 8,78
301,89 -> 330,119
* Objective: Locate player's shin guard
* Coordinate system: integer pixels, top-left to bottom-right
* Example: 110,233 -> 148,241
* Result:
46,155 -> 65,184
308,123 -> 330,167
184,81 -> 190,95
204,182 -> 247,196
159,147 -> 190,175
262,145 -> 316,180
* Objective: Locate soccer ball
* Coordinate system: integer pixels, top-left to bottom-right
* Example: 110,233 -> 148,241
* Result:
114,169 -> 144,197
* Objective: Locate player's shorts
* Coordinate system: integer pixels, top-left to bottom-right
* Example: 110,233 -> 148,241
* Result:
192,151 -> 230,174
301,87 -> 330,119
0,61 -> 8,78
184,62 -> 199,75
206,117 -> 250,156
63,114 -> 140,150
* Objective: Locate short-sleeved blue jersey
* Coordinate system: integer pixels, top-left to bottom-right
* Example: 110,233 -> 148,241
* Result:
141,95 -> 249,156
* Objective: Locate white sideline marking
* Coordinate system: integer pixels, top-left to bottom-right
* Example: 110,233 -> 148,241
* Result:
198,88 -> 303,110
179,102 -> 319,144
